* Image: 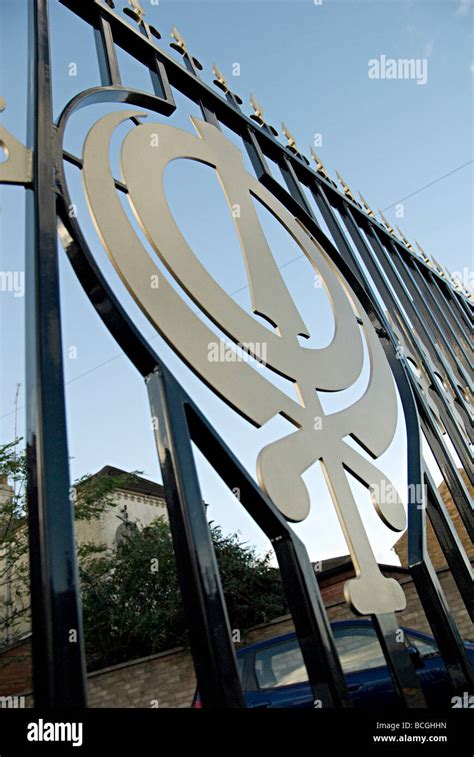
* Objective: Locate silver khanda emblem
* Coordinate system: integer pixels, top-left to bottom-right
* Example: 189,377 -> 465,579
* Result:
80,112 -> 407,615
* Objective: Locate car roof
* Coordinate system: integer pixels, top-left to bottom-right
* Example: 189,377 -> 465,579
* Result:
236,619 -> 434,656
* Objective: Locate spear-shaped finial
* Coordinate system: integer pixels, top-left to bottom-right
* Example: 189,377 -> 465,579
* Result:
130,0 -> 145,17
358,192 -> 375,218
414,240 -> 432,264
310,147 -> 330,179
447,266 -> 462,289
171,25 -> 187,53
415,240 -> 425,257
124,0 -> 161,40
126,0 -> 145,21
212,63 -> 228,92
336,171 -> 356,202
250,93 -> 264,120
450,273 -> 463,290
430,255 -> 446,277
396,226 -> 414,251
378,210 -> 395,235
211,63 -> 243,104
170,26 -> 203,71
281,122 -> 298,151
249,94 -> 278,135
443,263 -> 453,280
415,241 -> 442,273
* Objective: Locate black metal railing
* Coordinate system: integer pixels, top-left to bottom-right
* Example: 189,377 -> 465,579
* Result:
11,0 -> 474,709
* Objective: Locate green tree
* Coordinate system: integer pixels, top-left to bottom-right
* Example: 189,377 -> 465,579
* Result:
80,517 -> 287,670
0,441 -> 287,672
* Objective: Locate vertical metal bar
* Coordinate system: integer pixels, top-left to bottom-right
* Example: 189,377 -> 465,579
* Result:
241,126 -> 272,181
275,538 -> 352,708
383,237 -> 470,391
454,289 -> 472,325
428,270 -> 472,346
446,280 -> 471,324
419,404 -> 473,543
392,251 -> 471,383
424,468 -> 474,621
220,94 -> 276,186
372,614 -> 427,707
344,205 -> 473,489
445,273 -> 472,323
404,408 -> 474,696
25,0 -> 87,708
332,201 -> 473,556
180,53 -> 220,128
310,182 -> 368,291
146,368 -> 244,709
277,175 -> 428,707
420,266 -> 472,353
408,559 -> 474,693
149,58 -> 173,102
411,264 -> 471,370
185,401 -> 351,708
94,15 -> 121,86
334,198 -> 473,475
367,226 -> 472,434
279,154 -> 315,218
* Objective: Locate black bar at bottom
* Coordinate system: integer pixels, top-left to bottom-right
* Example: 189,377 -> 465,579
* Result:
373,613 -> 427,708
146,368 -> 244,709
25,0 -> 87,708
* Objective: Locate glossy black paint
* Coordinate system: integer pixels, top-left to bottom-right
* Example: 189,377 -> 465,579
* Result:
18,0 -> 473,710
25,0 -> 87,708
146,369 -> 245,709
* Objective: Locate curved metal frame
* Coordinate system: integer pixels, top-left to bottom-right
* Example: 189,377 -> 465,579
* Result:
4,0 -> 471,710
54,72 -> 438,706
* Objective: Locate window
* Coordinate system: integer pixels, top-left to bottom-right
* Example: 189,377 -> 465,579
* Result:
254,639 -> 307,689
252,626 -> 438,688
334,626 -> 386,674
114,520 -> 137,548
406,634 -> 438,657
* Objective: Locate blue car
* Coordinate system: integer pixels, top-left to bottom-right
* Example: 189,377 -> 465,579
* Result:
192,620 -> 474,708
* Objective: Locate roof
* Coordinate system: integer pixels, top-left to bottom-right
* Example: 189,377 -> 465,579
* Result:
91,465 -> 166,499
312,555 -> 408,580
317,555 -> 352,573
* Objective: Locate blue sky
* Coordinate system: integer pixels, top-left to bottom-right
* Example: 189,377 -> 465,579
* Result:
0,0 -> 472,565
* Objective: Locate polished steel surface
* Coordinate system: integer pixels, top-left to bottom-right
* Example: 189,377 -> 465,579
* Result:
81,111 -> 407,614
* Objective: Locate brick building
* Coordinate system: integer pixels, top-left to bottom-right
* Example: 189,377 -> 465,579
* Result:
393,470 -> 473,570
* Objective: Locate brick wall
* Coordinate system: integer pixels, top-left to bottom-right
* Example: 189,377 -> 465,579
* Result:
394,470 -> 473,570
87,647 -> 196,708
84,564 -> 474,707
3,471 -> 470,707
0,639 -> 31,696
4,560 -> 470,708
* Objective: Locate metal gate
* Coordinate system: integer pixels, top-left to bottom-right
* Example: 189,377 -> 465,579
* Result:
1,0 -> 472,710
